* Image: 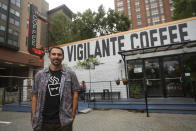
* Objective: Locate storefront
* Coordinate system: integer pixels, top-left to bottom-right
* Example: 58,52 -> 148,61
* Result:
45,17 -> 196,99
120,43 -> 196,98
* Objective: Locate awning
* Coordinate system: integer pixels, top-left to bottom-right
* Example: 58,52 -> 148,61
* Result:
118,40 -> 196,58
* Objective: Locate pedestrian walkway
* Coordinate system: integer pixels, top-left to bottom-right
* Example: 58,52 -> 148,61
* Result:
1,109 -> 196,131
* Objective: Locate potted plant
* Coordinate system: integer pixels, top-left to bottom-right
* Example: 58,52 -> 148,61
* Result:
115,78 -> 120,85
130,83 -> 141,98
122,78 -> 128,85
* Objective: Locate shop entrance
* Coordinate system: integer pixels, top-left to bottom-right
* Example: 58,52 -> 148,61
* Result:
163,56 -> 184,97
127,55 -> 192,98
145,58 -> 163,97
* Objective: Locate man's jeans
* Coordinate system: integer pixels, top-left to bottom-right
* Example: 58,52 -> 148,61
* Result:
34,123 -> 72,131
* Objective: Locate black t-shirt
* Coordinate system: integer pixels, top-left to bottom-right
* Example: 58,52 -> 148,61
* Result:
42,68 -> 62,123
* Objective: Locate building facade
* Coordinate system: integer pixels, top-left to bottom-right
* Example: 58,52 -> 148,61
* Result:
44,17 -> 196,99
114,0 -> 174,29
0,0 -> 49,88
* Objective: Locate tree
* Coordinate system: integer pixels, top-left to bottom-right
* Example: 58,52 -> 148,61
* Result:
49,5 -> 131,45
49,13 -> 72,45
72,5 -> 131,38
71,9 -> 97,41
172,0 -> 196,20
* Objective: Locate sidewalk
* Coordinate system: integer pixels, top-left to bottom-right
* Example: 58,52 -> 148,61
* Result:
74,109 -> 196,131
0,109 -> 196,131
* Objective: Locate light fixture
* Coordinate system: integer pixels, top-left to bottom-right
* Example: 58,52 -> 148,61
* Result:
4,61 -> 13,64
19,64 -> 26,67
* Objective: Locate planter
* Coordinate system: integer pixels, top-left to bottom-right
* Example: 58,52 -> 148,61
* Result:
115,79 -> 120,85
122,78 -> 128,85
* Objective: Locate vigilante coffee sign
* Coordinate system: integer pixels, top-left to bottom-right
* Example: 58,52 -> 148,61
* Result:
66,19 -> 196,62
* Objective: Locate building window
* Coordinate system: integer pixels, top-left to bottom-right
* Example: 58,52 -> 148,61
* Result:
13,40 -> 18,47
11,0 -> 20,8
127,0 -> 131,5
170,7 -> 174,12
15,20 -> 19,26
14,31 -> 18,36
169,0 -> 173,5
148,18 -> 151,23
9,17 -> 20,27
150,0 -> 157,3
15,11 -> 20,17
118,7 -> 124,13
0,36 -> 5,42
136,8 -> 140,14
151,4 -> 158,10
1,14 -> 7,21
9,28 -> 13,34
137,21 -> 142,26
0,25 -> 6,31
8,39 -> 13,45
10,8 -> 20,17
135,1 -> 140,8
9,18 -> 15,24
2,3 -> 7,10
117,1 -> 124,7
137,15 -> 141,20
152,12 -> 159,17
145,0 -> 149,4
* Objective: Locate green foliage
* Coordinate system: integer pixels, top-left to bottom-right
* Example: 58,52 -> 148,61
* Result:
77,57 -> 103,69
49,5 -> 131,45
130,83 -> 141,95
172,0 -> 196,20
49,13 -> 72,45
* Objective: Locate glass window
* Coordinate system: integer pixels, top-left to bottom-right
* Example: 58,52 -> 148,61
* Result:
2,4 -> 7,10
137,15 -> 141,20
9,18 -> 15,24
148,18 -> 151,24
0,25 -> 6,31
0,36 -> 5,42
16,0 -> 20,8
137,21 -> 141,26
11,0 -> 15,5
15,11 -> 20,17
11,0 -> 20,8
15,20 -> 20,26
117,1 -> 123,7
1,14 -> 7,21
13,40 -> 18,46
10,8 -> 15,14
14,31 -> 18,36
150,0 -> 157,3
8,39 -> 13,45
9,28 -> 13,34
118,7 -> 124,13
136,8 -> 140,14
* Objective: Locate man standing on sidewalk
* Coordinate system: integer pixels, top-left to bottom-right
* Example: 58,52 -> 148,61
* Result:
31,47 -> 80,131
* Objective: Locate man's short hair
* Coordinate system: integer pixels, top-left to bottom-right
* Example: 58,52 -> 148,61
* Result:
49,47 -> 64,56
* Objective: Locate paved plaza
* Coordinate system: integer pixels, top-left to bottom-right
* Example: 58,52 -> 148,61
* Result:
0,109 -> 196,131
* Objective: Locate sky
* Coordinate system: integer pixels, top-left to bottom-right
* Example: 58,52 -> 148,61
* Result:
45,0 -> 114,13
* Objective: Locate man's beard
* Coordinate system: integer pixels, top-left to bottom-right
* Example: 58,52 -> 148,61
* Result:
51,59 -> 62,67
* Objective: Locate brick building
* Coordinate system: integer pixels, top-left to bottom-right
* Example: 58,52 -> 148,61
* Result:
114,0 -> 174,29
0,0 -> 49,88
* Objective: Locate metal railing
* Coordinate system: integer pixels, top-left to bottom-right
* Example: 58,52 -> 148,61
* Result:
0,76 -> 32,106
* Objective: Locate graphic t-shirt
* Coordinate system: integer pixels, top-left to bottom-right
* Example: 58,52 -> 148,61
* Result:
42,68 -> 62,123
